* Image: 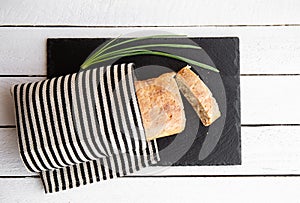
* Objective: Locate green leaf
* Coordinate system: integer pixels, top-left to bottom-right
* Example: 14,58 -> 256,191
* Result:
80,34 -> 219,73
88,43 -> 202,63
81,34 -> 186,68
82,36 -> 120,66
83,50 -> 219,72
98,34 -> 187,54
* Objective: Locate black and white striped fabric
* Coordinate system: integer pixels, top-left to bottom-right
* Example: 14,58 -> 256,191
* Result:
11,63 -> 160,193
40,140 -> 159,193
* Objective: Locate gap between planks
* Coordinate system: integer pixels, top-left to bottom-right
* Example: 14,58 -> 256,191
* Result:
1,124 -> 300,128
1,74 -> 300,78
1,24 -> 300,28
2,174 -> 300,179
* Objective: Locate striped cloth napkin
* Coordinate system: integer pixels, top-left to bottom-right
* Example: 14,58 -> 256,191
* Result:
11,63 -> 160,193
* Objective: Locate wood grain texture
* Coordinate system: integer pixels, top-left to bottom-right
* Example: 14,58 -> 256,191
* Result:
241,76 -> 300,124
1,126 -> 300,176
1,26 -> 300,75
0,177 -> 300,202
0,0 -> 299,26
1,76 -> 299,126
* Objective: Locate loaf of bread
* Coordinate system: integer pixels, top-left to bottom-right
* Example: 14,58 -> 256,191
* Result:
175,65 -> 221,126
135,72 -> 186,141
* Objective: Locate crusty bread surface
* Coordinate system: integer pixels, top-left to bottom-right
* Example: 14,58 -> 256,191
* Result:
135,72 -> 186,140
175,65 -> 221,126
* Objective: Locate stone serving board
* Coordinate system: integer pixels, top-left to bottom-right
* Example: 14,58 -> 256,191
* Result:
47,37 -> 241,166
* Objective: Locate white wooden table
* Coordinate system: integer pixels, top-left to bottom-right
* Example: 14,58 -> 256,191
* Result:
1,1 -> 300,202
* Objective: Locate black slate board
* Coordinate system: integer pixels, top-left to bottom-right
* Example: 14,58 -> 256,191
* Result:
47,37 -> 241,166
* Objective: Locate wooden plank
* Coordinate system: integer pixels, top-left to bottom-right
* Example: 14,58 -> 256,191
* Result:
0,177 -> 299,202
1,126 -> 300,176
1,76 -> 299,126
137,126 -> 300,176
0,0 -> 299,26
0,128 -> 28,175
0,26 -> 300,75
241,76 -> 300,125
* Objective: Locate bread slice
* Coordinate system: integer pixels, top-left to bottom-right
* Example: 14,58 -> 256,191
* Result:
135,72 -> 186,141
175,65 -> 221,126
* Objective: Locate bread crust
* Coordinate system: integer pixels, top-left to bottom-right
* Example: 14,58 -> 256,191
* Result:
135,72 -> 186,140
175,66 -> 221,126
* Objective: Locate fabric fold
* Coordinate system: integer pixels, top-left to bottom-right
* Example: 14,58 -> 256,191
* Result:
41,140 -> 159,193
11,63 -> 160,193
